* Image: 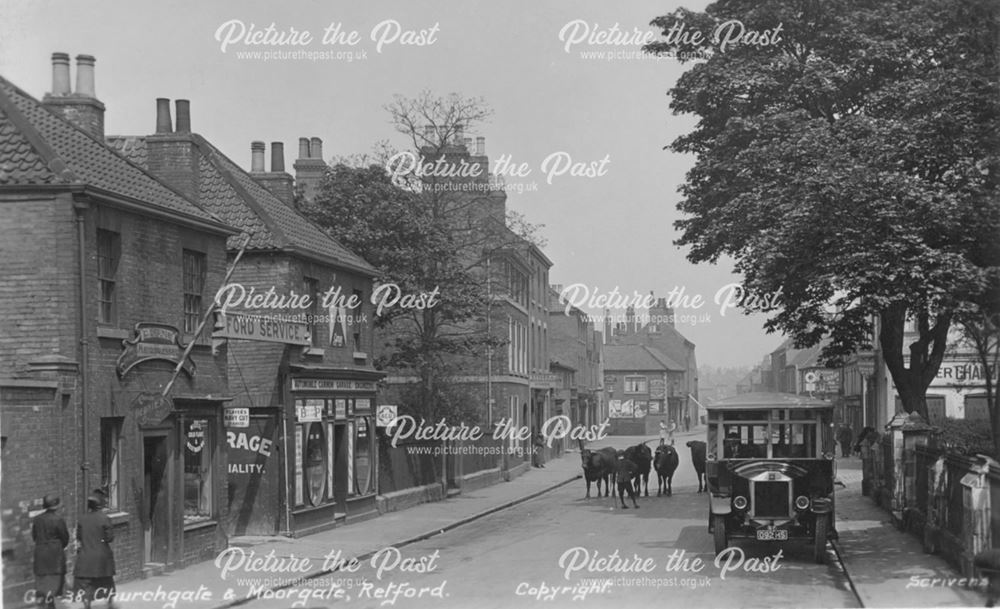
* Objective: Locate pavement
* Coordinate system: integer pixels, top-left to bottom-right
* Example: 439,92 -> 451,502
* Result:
101,430 -> 988,609
833,456 -> 990,608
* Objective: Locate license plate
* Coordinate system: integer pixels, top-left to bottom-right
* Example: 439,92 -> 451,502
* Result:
756,529 -> 788,541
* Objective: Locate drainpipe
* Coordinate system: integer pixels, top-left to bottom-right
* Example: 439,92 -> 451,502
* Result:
74,196 -> 90,509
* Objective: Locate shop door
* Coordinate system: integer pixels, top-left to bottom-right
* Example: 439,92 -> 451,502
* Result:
143,432 -> 171,565
226,415 -> 280,535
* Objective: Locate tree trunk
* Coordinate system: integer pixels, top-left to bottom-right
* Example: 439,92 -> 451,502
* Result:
878,304 -> 951,422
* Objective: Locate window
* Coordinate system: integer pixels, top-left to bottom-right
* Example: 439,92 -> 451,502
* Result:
304,277 -> 320,347
183,418 -> 213,523
100,418 -> 123,510
293,398 -> 337,507
352,289 -> 364,353
97,229 -> 120,324
624,376 -> 648,394
182,250 -> 206,334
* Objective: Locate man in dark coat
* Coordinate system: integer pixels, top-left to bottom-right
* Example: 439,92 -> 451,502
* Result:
74,494 -> 116,609
32,494 -> 69,609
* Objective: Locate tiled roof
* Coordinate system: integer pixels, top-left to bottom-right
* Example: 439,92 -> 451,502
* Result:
108,134 -> 376,275
0,76 -> 224,226
604,345 -> 684,372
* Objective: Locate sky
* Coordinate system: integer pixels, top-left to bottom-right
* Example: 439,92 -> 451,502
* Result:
0,0 -> 785,368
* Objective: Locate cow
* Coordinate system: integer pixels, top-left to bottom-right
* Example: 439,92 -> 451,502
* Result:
579,440 -> 616,498
654,443 -> 680,496
623,443 -> 653,497
687,440 -> 706,493
614,449 -> 640,509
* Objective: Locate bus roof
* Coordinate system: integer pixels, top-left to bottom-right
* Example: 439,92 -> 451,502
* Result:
707,392 -> 833,411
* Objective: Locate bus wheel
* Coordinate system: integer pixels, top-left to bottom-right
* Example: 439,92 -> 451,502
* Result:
713,514 -> 728,555
814,515 -> 828,564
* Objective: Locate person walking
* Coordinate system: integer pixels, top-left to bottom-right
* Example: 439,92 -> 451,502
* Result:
683,412 -> 691,433
658,420 -> 667,446
32,494 -> 69,609
667,419 -> 678,445
532,432 -> 546,468
74,494 -> 116,609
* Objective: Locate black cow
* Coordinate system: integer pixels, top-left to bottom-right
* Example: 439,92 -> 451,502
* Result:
614,449 -> 640,509
623,443 -> 653,497
579,441 -> 617,498
654,443 -> 680,496
686,440 -> 706,493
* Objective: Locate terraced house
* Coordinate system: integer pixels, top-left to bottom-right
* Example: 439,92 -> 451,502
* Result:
108,100 -> 382,538
0,54 -> 237,600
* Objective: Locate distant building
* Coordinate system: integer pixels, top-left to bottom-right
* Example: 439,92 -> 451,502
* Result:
603,345 -> 686,435
548,286 -> 604,430
603,297 -> 699,428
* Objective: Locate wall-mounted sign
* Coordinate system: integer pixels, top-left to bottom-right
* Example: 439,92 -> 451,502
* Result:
224,407 -> 250,428
296,401 -> 323,422
649,379 -> 666,399
355,398 -> 372,414
291,378 -> 377,392
376,405 -> 397,427
132,392 -> 173,427
335,399 -> 347,420
117,323 -> 194,379
214,312 -> 310,346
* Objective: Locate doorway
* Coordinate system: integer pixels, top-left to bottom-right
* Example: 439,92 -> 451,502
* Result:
143,432 -> 171,565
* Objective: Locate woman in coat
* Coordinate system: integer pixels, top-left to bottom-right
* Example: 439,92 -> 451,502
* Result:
32,494 -> 69,609
74,494 -> 116,609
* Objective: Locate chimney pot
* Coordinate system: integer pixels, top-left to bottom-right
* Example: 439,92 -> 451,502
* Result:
298,137 -> 310,160
309,137 -> 322,160
251,141 -> 266,173
51,52 -> 71,96
475,136 -> 486,156
175,99 -> 191,133
155,98 -> 173,134
270,142 -> 285,173
74,54 -> 96,98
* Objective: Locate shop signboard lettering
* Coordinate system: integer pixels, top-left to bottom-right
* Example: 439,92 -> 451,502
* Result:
224,407 -> 250,428
934,362 -> 996,385
214,311 -> 310,346
117,322 -> 195,379
291,378 -> 377,392
296,400 -> 323,422
376,404 -> 397,427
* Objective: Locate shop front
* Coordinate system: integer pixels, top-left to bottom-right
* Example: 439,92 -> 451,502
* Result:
286,373 -> 380,535
109,322 -> 232,578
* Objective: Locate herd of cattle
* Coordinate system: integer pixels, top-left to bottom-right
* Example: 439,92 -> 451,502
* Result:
579,439 -> 707,509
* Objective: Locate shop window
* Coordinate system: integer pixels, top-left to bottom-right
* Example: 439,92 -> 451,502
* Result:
183,249 -> 206,334
294,398 -> 338,508
100,418 -> 123,510
355,417 -> 372,495
304,422 -> 327,506
183,418 -> 213,523
624,376 -> 647,394
97,229 -> 120,325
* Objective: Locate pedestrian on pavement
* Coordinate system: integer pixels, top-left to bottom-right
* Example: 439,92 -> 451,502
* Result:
837,424 -> 854,458
32,494 -> 69,609
667,419 -> 677,445
532,432 -> 546,468
683,412 -> 691,433
74,493 -> 116,609
658,420 -> 667,445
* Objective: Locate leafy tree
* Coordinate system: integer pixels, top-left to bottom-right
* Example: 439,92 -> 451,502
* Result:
302,92 -> 541,422
645,0 -> 1000,420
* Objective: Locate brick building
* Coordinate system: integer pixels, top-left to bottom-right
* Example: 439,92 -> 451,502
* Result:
108,104 -> 382,537
605,298 -> 699,427
603,345 -> 686,435
0,55 -> 238,600
548,286 -> 604,430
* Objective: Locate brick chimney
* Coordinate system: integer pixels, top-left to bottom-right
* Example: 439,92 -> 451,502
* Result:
146,99 -> 201,203
252,141 -> 295,207
293,136 -> 327,205
42,53 -> 106,139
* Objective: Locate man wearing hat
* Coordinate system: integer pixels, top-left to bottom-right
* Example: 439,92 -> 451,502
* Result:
74,493 -> 116,609
32,494 -> 69,609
